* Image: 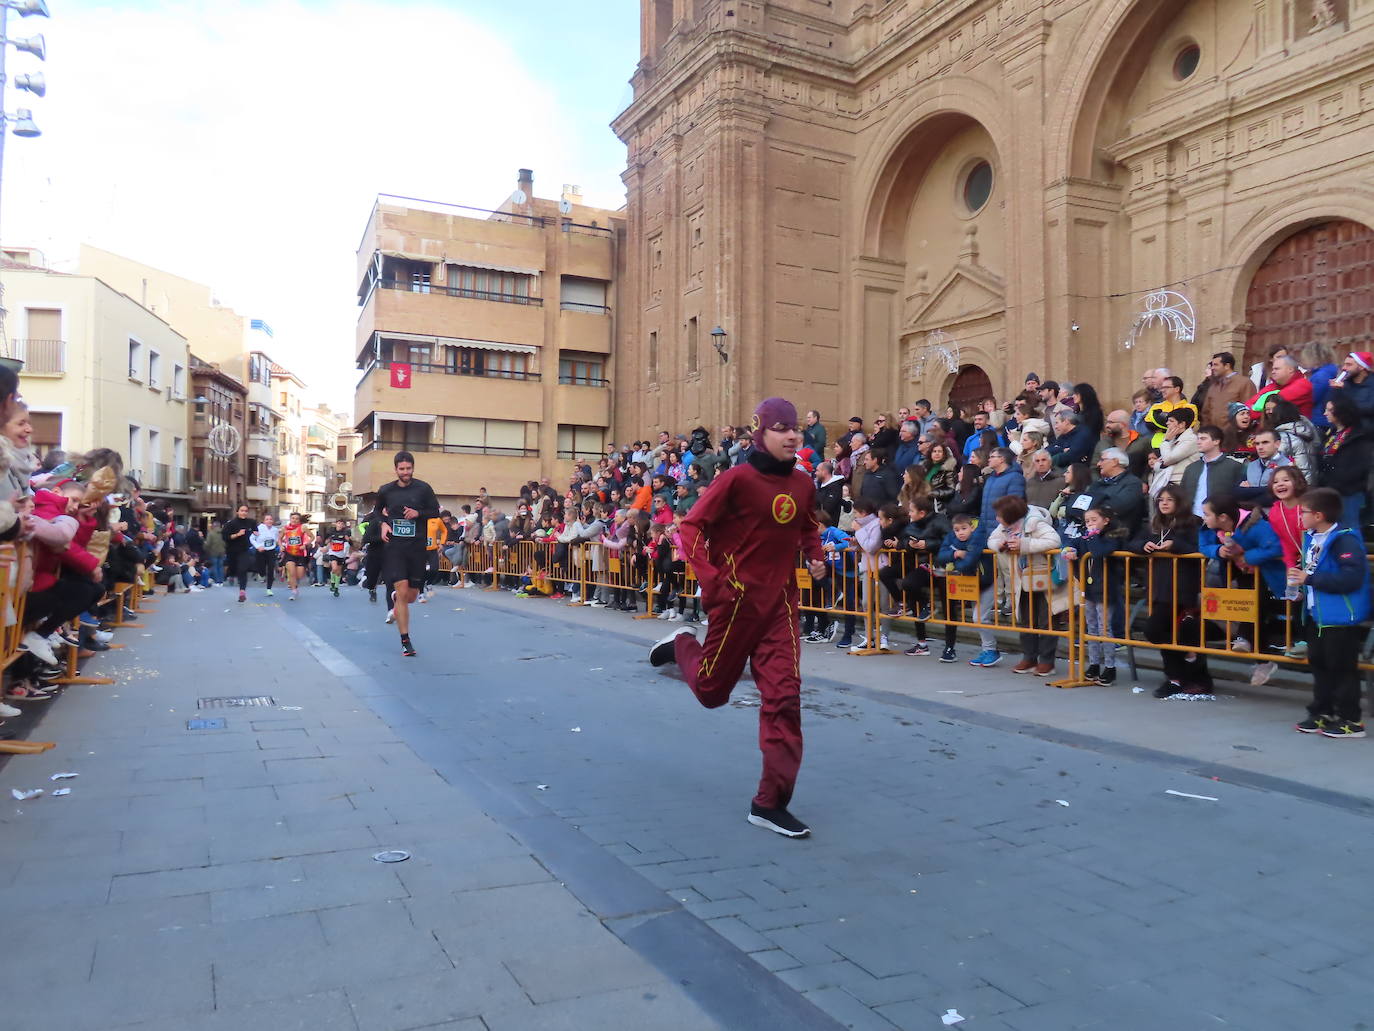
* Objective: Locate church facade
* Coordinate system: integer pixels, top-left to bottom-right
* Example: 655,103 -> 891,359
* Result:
611,0 -> 1374,435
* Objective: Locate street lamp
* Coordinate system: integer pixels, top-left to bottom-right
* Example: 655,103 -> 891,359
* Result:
710,326 -> 728,364
0,0 -> 51,355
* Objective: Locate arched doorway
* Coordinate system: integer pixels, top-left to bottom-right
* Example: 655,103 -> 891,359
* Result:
1244,220 -> 1374,370
946,365 -> 994,415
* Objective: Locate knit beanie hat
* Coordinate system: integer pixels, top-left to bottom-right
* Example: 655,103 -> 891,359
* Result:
751,397 -> 799,450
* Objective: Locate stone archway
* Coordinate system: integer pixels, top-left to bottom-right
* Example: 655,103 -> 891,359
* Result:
946,365 -> 994,415
1243,220 -> 1374,370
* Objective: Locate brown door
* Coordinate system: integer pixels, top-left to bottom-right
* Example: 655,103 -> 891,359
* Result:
1244,220 -> 1374,370
946,365 -> 994,416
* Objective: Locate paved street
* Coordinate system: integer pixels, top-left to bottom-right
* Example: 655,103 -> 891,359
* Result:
2,584 -> 1372,1031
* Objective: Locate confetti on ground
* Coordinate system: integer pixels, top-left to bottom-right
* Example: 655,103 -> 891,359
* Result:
537,784 -> 548,791
1055,800 -> 1070,807
11,788 -> 42,801
280,706 -> 303,711
589,667 -> 603,671
52,788 -> 71,797
49,773 -> 77,781
1166,789 -> 1219,801
942,1010 -> 965,1026
570,727 -> 582,733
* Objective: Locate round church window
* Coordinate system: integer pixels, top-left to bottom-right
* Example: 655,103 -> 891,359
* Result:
1173,43 -> 1200,81
963,161 -> 993,213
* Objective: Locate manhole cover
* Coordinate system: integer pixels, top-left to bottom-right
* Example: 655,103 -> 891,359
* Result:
186,717 -> 227,730
198,696 -> 276,709
373,850 -> 410,863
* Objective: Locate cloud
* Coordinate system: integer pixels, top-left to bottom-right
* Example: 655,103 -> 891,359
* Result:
5,0 -> 628,413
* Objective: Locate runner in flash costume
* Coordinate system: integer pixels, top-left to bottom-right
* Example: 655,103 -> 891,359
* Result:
650,397 -> 828,838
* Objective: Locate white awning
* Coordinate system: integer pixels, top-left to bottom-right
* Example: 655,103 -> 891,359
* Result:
377,331 -> 536,355
379,250 -> 541,277
373,411 -> 436,423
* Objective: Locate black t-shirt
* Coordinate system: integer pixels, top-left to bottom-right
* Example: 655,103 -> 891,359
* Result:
222,517 -> 256,554
377,478 -> 440,547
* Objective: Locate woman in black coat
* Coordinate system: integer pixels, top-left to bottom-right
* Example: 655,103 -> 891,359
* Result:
1317,394 -> 1374,531
1129,484 -> 1207,697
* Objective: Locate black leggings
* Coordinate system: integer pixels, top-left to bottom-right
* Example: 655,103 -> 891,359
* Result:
27,576 -> 105,635
255,552 -> 277,590
230,551 -> 253,591
1145,605 -> 1212,688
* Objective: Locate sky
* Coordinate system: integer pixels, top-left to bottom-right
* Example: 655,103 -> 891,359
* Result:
3,0 -> 641,414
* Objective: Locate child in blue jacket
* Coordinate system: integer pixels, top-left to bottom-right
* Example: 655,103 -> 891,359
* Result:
812,510 -> 858,646
1201,495 -> 1287,684
1288,487 -> 1370,738
935,514 -> 995,665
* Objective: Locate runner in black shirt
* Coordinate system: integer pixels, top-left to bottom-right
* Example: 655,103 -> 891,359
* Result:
222,504 -> 257,604
376,450 -> 440,657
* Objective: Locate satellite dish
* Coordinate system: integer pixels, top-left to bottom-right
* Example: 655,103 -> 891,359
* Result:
559,198 -> 572,215
512,189 -> 527,205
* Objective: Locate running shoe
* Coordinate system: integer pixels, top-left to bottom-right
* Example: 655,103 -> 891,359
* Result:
903,642 -> 930,657
939,646 -> 957,663
400,635 -> 416,658
649,626 -> 697,667
238,590 -> 247,603
20,632 -> 58,667
1250,662 -> 1277,686
969,649 -> 1001,667
1295,715 -> 1333,734
266,589 -> 273,597
747,804 -> 810,838
1320,720 -> 1366,739
368,588 -> 377,603
385,609 -> 395,624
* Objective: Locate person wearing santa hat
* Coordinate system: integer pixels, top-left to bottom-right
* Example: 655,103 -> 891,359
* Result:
1329,350 -> 1374,420
649,397 -> 828,838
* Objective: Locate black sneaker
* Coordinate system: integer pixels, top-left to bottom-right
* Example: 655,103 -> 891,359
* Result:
650,626 -> 696,667
400,635 -> 416,657
1320,720 -> 1366,739
368,588 -> 377,604
939,646 -> 957,663
1153,681 -> 1183,699
1096,667 -> 1117,686
1084,664 -> 1100,682
1295,716 -> 1333,734
916,606 -> 932,622
748,803 -> 811,838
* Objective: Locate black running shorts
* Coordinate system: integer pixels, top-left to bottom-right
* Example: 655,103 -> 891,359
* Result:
382,545 -> 427,588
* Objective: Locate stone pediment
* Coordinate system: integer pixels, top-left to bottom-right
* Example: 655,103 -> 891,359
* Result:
903,264 -> 1006,333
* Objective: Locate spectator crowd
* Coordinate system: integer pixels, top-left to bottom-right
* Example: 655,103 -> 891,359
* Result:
433,342 -> 1374,739
4,340 -> 1372,741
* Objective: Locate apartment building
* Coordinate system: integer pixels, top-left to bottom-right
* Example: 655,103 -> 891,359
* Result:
301,402 -> 346,523
189,353 -> 248,519
4,257 -> 194,516
351,171 -> 623,503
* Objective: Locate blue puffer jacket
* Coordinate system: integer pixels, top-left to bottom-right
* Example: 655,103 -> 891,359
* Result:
978,466 -> 1026,527
936,523 -> 993,586
1303,525 -> 1370,629
1200,520 -> 1287,598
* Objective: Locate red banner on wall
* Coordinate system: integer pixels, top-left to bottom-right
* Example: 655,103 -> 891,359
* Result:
390,362 -> 412,389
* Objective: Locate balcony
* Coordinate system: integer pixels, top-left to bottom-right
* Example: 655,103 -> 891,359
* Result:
13,338 -> 65,375
358,281 -> 545,353
353,440 -> 540,499
355,359 -> 544,423
557,309 -> 612,354
378,278 -> 541,307
555,383 -> 612,427
245,484 -> 271,504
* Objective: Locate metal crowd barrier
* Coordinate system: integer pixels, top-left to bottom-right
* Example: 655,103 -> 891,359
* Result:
442,538 -> 1374,691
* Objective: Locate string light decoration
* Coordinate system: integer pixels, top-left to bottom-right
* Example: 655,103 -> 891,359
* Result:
1120,290 -> 1196,351
907,328 -> 961,381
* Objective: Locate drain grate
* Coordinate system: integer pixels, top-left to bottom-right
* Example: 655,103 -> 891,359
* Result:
186,717 -> 227,730
198,696 -> 276,709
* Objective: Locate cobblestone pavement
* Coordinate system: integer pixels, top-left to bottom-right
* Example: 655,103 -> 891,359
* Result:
4,583 -> 1371,1030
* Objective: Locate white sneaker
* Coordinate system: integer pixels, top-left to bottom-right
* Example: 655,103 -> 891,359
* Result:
667,610 -> 682,622
21,631 -> 58,666
46,632 -> 67,650
418,594 -> 428,604
0,702 -> 19,717
385,609 -> 395,624
92,630 -> 114,643
1230,636 -> 1252,653
190,585 -> 205,592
